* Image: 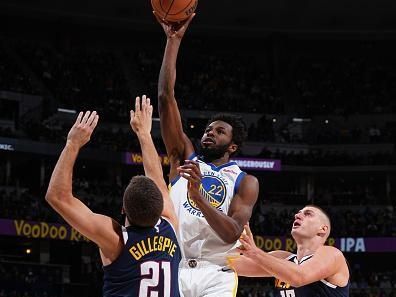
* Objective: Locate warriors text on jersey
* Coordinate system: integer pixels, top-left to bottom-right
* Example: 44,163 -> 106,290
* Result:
274,254 -> 350,297
103,218 -> 181,297
169,156 -> 246,264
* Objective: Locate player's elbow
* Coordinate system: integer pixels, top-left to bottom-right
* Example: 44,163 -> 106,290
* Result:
45,188 -> 70,205
158,92 -> 174,108
223,228 -> 242,244
45,188 -> 56,203
45,189 -> 60,206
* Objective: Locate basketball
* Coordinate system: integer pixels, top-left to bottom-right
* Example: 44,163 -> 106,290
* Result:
151,0 -> 198,23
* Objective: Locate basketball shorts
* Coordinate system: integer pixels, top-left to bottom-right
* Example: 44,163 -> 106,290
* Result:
178,259 -> 238,297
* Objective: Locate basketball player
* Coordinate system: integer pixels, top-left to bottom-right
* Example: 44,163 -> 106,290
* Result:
154,13 -> 259,297
230,205 -> 350,297
45,96 -> 181,297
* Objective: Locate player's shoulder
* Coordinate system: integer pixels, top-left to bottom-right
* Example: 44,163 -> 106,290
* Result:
317,245 -> 346,260
244,173 -> 258,182
238,173 -> 259,188
269,250 -> 294,259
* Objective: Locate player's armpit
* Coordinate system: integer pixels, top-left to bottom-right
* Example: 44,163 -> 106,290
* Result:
46,194 -> 122,260
228,175 -> 259,236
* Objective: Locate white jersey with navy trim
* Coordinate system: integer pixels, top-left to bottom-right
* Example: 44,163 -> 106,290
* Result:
169,155 -> 246,264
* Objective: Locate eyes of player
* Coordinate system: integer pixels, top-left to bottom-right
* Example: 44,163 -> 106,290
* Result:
217,128 -> 225,134
205,127 -> 226,135
304,210 -> 314,217
296,209 -> 314,217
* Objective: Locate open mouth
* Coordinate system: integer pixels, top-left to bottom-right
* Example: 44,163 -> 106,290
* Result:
202,138 -> 215,145
292,221 -> 302,228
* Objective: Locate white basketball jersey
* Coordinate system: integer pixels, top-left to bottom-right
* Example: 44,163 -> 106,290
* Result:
169,155 -> 246,265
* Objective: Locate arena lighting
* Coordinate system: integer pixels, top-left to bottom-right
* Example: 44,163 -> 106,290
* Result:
272,118 -> 277,123
25,248 -> 31,254
325,119 -> 329,124
292,118 -> 312,123
57,108 -> 76,114
190,124 -> 195,129
152,117 -> 160,122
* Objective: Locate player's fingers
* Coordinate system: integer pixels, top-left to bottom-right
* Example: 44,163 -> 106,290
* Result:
180,172 -> 193,182
130,110 -> 135,121
179,164 -> 200,178
192,163 -> 202,176
153,11 -> 167,24
146,97 -> 151,113
185,160 -> 201,170
178,167 -> 195,178
142,95 -> 147,111
81,111 -> 91,124
178,13 -> 195,32
87,111 -> 97,126
245,224 -> 253,238
75,111 -> 84,125
188,170 -> 201,182
240,233 -> 250,243
184,13 -> 196,27
91,115 -> 99,129
238,237 -> 249,248
185,161 -> 202,177
236,247 -> 244,253
178,167 -> 200,183
135,96 -> 141,112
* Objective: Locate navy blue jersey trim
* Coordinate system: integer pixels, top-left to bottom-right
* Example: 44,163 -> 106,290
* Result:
186,152 -> 197,160
234,171 -> 247,195
169,175 -> 181,187
206,161 -> 238,172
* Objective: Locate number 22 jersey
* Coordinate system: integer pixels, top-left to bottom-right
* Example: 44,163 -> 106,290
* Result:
169,156 -> 247,263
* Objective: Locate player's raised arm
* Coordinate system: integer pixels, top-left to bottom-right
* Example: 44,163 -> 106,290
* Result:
45,111 -> 123,261
155,13 -> 196,176
130,95 -> 178,229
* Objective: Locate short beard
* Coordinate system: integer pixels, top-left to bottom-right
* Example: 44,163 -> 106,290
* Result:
199,143 -> 230,162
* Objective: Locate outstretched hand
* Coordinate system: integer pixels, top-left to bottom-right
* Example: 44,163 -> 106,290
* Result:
153,11 -> 195,40
177,160 -> 202,201
237,224 -> 262,259
67,111 -> 99,149
130,95 -> 153,136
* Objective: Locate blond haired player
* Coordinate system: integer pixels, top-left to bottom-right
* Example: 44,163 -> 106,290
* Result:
230,205 -> 350,297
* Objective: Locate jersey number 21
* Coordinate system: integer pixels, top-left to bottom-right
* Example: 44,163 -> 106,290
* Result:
139,261 -> 171,297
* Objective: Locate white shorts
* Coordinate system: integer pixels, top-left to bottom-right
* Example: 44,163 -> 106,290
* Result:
179,259 -> 238,297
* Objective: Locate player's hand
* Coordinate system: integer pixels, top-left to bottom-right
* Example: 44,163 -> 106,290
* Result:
237,224 -> 261,258
153,11 -> 195,40
130,95 -> 153,136
67,111 -> 99,149
177,160 -> 202,200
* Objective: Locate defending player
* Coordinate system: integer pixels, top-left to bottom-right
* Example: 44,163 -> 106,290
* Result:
154,13 -> 259,297
230,205 -> 350,297
45,96 -> 181,297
